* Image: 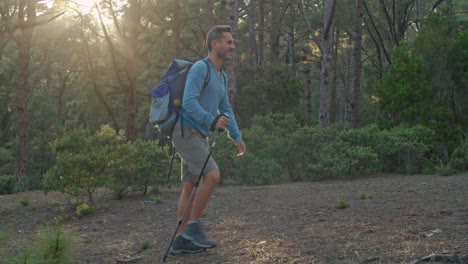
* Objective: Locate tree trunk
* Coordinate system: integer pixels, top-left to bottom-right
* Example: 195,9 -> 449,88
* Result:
319,0 -> 336,126
258,0 -> 265,65
14,0 -> 37,191
125,0 -> 139,141
306,74 -> 313,124
227,0 -> 239,110
270,0 -> 280,63
352,0 -> 364,129
248,0 -> 258,67
174,0 -> 181,58
206,0 -> 214,30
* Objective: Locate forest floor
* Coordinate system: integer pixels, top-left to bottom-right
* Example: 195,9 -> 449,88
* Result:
0,174 -> 467,264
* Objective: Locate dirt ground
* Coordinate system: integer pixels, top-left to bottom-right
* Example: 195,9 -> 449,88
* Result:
1,174 -> 467,264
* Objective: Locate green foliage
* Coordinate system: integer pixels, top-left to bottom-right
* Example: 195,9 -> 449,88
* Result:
338,124 -> 435,174
107,140 -> 169,199
359,191 -> 373,200
44,122 -> 171,204
27,94 -> 61,190
3,226 -> 77,264
307,141 -> 379,179
229,152 -> 285,185
0,147 -> 14,179
75,202 -> 95,218
43,124 -> 125,205
20,197 -> 29,207
336,198 -> 349,209
449,138 -> 468,173
377,47 -> 433,125
141,240 -> 150,250
237,64 -> 305,127
288,125 -> 379,180
215,113 -> 300,184
0,174 -> 14,195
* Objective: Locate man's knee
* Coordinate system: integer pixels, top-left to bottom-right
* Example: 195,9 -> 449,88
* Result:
204,170 -> 220,187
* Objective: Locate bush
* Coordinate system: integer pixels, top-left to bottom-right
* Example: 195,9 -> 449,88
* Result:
0,175 -> 14,195
307,141 -> 379,179
288,125 -> 341,180
2,226 -> 78,264
107,140 -> 169,199
215,114 -> 298,184
227,124 -> 288,184
229,152 -> 284,185
449,138 -> 468,172
288,126 -> 379,180
76,202 -> 95,218
43,124 -> 125,205
339,124 -> 435,174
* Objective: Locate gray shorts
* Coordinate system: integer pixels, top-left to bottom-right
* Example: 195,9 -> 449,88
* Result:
171,121 -> 219,182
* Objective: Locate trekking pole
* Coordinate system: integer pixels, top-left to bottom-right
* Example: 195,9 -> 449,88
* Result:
165,147 -> 176,185
162,130 -> 222,263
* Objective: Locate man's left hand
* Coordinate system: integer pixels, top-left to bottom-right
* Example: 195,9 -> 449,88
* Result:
236,140 -> 246,157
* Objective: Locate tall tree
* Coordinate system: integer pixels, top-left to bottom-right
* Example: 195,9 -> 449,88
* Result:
352,0 -> 364,128
247,0 -> 258,67
227,0 -> 240,110
174,0 -> 181,58
270,0 -> 281,63
258,0 -> 265,65
206,0 -> 214,29
319,0 -> 337,126
13,0 -> 38,191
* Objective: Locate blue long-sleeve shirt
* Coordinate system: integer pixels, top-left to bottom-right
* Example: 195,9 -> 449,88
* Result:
181,59 -> 242,141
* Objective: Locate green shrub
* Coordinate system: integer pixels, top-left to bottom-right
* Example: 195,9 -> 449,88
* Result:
76,202 -> 95,218
336,198 -> 349,209
449,138 -> 468,173
20,198 -> 29,207
288,125 -> 341,180
3,226 -> 78,264
306,141 -> 379,180
0,175 -> 14,195
229,152 -> 285,185
106,140 -> 169,199
339,124 -> 435,174
43,124 -> 125,205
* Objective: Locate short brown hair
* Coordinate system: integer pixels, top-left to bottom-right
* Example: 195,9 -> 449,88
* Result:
206,25 -> 232,52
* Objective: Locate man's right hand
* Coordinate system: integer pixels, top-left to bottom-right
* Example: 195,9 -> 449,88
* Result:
210,114 -> 230,132
215,115 -> 230,131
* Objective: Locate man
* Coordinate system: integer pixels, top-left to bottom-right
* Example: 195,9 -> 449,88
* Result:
170,25 -> 247,254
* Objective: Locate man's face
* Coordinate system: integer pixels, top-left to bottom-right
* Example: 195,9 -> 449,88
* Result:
214,32 -> 235,61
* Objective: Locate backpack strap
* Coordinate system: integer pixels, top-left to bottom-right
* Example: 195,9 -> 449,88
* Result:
180,59 -> 211,137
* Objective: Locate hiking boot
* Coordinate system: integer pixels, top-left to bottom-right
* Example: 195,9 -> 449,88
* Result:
170,234 -> 206,254
182,221 -> 217,248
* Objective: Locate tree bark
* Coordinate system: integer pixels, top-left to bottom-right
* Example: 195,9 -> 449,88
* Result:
258,0 -> 265,65
270,0 -> 280,63
174,0 -> 181,58
319,0 -> 336,126
227,0 -> 239,110
14,0 -> 37,191
352,0 -> 364,129
206,0 -> 214,30
124,0 -> 139,141
248,0 -> 258,67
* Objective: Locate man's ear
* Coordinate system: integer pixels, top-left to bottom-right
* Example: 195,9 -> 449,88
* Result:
211,39 -> 219,50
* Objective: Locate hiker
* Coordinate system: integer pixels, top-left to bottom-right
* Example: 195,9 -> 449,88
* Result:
169,25 -> 247,254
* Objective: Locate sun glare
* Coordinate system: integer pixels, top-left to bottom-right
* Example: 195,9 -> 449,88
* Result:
44,0 -> 121,25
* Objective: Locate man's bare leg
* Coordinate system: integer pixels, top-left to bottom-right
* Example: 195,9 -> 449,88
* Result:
181,169 -> 220,248
177,181 -> 195,235
189,169 -> 220,221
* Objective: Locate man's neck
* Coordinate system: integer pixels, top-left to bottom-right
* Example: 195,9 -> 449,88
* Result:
207,53 -> 223,73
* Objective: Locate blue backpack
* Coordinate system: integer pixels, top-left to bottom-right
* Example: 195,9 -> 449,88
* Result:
149,59 -> 210,141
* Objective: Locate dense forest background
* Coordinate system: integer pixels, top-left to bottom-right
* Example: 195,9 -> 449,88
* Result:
0,0 -> 467,199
